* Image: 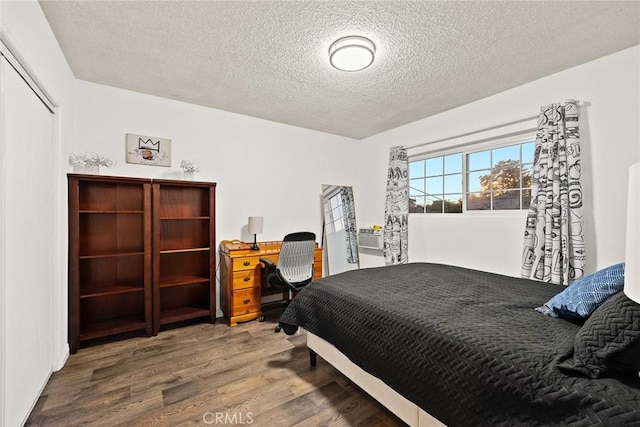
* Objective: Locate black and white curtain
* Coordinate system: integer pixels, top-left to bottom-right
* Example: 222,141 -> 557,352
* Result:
384,146 -> 408,265
339,186 -> 359,264
521,99 -> 585,285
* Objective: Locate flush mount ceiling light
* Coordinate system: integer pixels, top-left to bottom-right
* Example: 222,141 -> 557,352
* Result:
329,36 -> 376,72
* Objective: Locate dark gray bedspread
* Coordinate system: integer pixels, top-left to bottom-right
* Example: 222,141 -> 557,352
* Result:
278,263 -> 640,426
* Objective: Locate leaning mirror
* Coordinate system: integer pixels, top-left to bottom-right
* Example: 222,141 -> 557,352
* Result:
321,184 -> 360,275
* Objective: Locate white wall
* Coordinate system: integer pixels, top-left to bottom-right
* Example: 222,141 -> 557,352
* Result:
356,46 -> 640,276
0,0 -> 76,425
72,80 -> 360,316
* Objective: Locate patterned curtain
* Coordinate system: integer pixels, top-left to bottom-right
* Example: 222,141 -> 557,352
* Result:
339,186 -> 359,264
521,99 -> 585,285
384,146 -> 409,265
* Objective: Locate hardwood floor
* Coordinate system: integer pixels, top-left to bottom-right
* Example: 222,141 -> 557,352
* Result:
26,319 -> 404,426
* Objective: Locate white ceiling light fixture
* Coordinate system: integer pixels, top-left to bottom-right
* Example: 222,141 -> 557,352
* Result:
329,36 -> 376,72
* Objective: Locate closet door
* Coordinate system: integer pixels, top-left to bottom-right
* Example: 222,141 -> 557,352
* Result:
0,57 -> 55,426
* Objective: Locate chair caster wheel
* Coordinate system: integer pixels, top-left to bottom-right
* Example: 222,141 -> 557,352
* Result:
258,315 -> 265,322
274,325 -> 281,333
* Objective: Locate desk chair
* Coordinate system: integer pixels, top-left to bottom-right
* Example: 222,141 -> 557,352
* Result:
259,231 -> 316,332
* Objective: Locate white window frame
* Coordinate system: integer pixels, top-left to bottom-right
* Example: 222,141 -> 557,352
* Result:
409,132 -> 536,215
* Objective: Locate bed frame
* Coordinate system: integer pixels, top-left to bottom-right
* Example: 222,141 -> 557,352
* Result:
306,331 -> 446,427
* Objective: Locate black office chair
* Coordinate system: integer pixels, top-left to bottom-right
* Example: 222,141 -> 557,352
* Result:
259,231 -> 316,332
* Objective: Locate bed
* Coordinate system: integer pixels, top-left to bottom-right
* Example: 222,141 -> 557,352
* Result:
278,262 -> 640,426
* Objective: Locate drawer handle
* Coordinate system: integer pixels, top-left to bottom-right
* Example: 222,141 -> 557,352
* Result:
243,298 -> 250,304
243,261 -> 251,266
243,276 -> 251,282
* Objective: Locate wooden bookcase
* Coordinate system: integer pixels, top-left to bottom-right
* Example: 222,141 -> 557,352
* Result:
68,175 -> 152,354
152,180 -> 216,335
68,174 -> 216,353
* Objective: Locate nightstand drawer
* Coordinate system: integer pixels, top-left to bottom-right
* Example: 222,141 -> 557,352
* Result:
232,270 -> 260,290
232,287 -> 260,315
232,256 -> 262,271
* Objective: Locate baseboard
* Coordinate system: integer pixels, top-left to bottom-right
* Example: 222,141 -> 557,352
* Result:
21,344 -> 69,424
21,369 -> 52,426
53,343 -> 69,372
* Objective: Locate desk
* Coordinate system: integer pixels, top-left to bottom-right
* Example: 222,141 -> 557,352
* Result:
219,240 -> 323,326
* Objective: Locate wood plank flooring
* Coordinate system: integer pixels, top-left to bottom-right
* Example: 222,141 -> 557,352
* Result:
26,319 -> 404,427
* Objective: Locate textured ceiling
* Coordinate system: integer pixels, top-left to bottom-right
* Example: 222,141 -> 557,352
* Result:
39,1 -> 640,139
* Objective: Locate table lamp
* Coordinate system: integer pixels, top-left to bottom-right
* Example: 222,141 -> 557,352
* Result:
624,163 -> 640,303
248,216 -> 263,251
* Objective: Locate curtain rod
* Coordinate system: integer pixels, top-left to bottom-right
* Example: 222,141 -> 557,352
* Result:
405,100 -> 582,151
405,114 -> 538,151
408,128 -> 538,160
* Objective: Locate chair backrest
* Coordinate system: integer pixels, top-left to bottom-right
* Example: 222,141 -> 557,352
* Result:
276,232 -> 316,287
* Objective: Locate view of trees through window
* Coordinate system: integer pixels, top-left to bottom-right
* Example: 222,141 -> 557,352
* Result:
409,140 -> 534,213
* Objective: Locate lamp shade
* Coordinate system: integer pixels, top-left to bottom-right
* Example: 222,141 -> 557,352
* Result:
624,163 -> 640,303
248,216 -> 263,235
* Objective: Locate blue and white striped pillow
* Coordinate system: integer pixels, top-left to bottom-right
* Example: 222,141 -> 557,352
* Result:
536,263 -> 626,320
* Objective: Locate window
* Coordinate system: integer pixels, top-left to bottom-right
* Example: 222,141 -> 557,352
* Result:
409,140 -> 534,213
467,142 -> 534,211
324,192 -> 345,232
410,154 -> 463,213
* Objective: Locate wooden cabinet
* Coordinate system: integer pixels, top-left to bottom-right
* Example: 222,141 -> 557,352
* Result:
152,180 -> 216,335
219,240 -> 323,326
68,174 -> 216,353
68,175 -> 152,354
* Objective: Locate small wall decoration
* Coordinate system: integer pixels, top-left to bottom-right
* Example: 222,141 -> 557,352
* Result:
126,133 -> 171,167
69,152 -> 116,174
180,160 -> 200,180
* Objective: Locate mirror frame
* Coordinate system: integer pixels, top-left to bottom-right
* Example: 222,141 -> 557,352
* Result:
321,184 -> 360,275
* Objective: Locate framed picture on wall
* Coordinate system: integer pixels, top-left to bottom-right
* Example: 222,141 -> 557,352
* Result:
125,133 -> 172,167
